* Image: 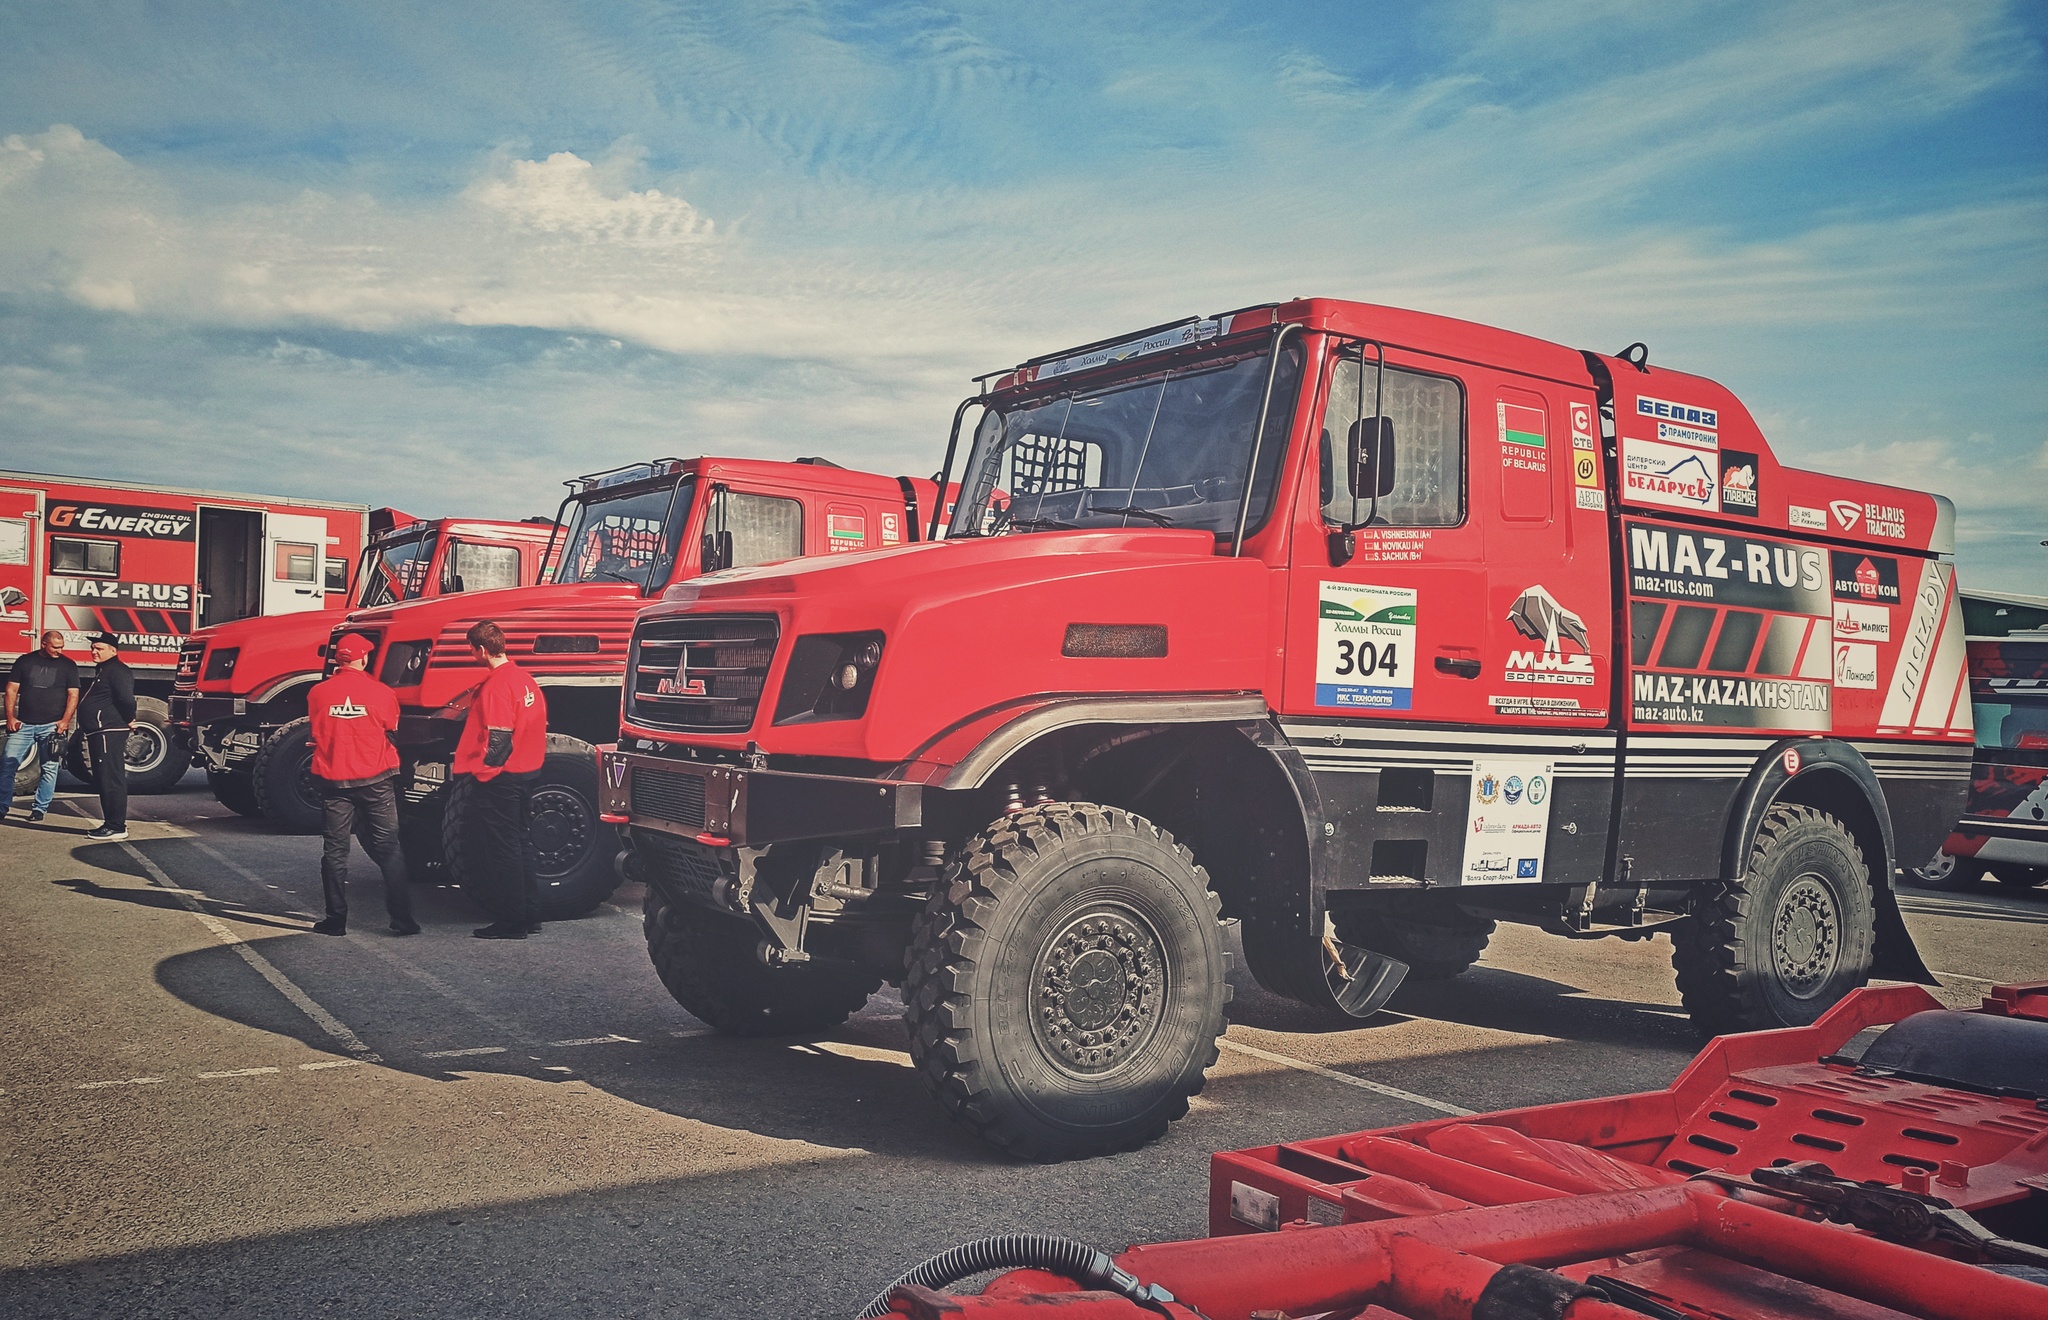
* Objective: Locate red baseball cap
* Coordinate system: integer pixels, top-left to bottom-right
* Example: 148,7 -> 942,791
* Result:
332,633 -> 374,664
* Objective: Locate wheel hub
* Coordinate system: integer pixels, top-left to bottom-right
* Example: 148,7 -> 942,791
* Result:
529,787 -> 592,876
1773,874 -> 1840,998
1031,907 -> 1166,1077
127,726 -> 166,773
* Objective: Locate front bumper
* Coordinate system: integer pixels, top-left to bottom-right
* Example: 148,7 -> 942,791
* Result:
599,748 -> 923,846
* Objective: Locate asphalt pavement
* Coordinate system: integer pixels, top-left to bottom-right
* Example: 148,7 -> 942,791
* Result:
2,772 -> 2041,1318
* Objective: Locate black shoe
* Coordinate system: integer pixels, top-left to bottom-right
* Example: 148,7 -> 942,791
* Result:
311,917 -> 347,936
84,823 -> 125,840
389,920 -> 421,936
472,922 -> 527,940
29,808 -> 47,824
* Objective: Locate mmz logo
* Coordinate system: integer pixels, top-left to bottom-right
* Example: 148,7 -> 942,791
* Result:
1504,586 -> 1595,684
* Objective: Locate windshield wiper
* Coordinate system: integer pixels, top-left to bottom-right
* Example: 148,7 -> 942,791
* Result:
1092,505 -> 1176,527
592,568 -> 642,585
1009,516 -> 1081,531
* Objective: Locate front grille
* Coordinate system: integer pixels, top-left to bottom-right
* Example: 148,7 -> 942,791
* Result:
627,614 -> 779,732
632,766 -> 707,829
173,640 -> 205,692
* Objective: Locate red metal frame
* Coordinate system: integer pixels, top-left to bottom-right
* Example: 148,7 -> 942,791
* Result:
878,985 -> 2048,1320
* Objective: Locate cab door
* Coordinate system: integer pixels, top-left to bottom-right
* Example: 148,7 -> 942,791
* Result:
0,486 -> 41,650
1280,342 -> 1487,724
261,512 -> 328,615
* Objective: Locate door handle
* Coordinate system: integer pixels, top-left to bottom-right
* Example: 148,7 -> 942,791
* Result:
1435,655 -> 1482,679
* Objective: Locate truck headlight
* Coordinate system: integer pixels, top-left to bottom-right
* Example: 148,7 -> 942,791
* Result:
773,632 -> 884,724
203,647 -> 240,681
380,641 -> 432,686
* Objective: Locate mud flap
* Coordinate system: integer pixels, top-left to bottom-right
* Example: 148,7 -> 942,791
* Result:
1324,935 -> 1409,1018
1871,880 -> 1936,984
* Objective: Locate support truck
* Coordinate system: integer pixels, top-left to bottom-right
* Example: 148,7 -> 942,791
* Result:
2,470 -> 367,797
333,456 -> 956,920
171,509 -> 560,828
601,298 -> 1974,1160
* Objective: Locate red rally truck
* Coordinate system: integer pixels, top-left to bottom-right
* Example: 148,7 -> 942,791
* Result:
600,298 -> 1974,1160
171,509 -> 561,829
2,470 -> 366,797
333,456 -> 955,919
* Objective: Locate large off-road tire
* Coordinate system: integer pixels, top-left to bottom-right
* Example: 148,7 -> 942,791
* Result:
1332,895 -> 1496,981
208,768 -> 262,818
251,718 -> 324,833
445,735 -> 619,920
643,885 -> 880,1035
11,737 -> 47,798
903,803 -> 1230,1161
1673,804 -> 1875,1037
1909,848 -> 1985,891
68,697 -> 185,796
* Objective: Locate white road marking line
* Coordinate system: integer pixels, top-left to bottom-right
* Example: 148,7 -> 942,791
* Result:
179,835 -> 542,1046
1933,971 -> 1994,984
72,807 -> 378,1061
197,1066 -> 281,1079
670,1028 -> 714,1039
550,1034 -> 639,1048
1218,1038 -> 1474,1117
77,1077 -> 165,1090
299,1059 -> 364,1071
421,1046 -> 509,1059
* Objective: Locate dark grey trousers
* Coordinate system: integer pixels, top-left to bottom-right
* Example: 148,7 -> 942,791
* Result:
320,777 -> 412,926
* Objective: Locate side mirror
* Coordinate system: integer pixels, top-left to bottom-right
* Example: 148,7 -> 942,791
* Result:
1348,416 -> 1397,500
700,532 -> 721,573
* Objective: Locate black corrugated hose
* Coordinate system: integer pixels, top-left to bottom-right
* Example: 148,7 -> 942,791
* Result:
853,1233 -> 1195,1319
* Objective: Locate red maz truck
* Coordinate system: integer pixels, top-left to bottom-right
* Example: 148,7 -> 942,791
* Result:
171,510 -> 561,828
332,456 -> 955,919
2,470 -> 367,797
600,298 -> 1974,1159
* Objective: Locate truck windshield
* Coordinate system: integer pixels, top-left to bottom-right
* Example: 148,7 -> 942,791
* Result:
553,478 -> 697,591
948,343 -> 1302,538
357,529 -> 439,608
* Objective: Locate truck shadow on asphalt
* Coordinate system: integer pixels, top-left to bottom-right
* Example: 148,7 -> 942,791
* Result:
51,876 -> 312,933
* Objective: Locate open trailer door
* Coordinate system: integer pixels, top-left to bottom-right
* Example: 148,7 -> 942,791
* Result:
0,485 -> 40,653
261,512 -> 328,617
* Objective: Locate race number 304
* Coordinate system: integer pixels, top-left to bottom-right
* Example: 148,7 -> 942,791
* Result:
1316,582 -> 1417,710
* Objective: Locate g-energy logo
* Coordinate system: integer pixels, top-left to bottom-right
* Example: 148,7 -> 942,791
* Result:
47,503 -> 195,541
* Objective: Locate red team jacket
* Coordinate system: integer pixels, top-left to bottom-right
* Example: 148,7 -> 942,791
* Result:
306,667 -> 401,785
452,661 -> 547,781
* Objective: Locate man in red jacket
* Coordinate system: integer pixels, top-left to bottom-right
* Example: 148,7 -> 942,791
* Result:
449,619 -> 547,940
306,632 -> 416,937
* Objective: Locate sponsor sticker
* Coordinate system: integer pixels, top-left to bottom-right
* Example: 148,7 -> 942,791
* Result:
1462,758 -> 1554,886
1630,672 -> 1831,731
1316,582 -> 1417,710
1835,642 -> 1879,690
1575,487 -> 1606,511
1720,449 -> 1759,517
1634,396 -> 1718,430
46,502 -> 196,541
43,578 -> 192,607
880,512 -> 901,546
1627,523 -> 1828,615
1781,748 -> 1802,776
1657,421 -> 1718,451
1572,433 -> 1596,452
1491,693 -> 1605,718
1622,438 -> 1719,513
827,511 -> 867,552
1572,451 -> 1600,488
1833,601 -> 1891,643
1830,552 -> 1900,604
1826,499 -> 1903,538
1569,401 -> 1594,437
1789,504 -> 1828,532
1504,584 -> 1596,685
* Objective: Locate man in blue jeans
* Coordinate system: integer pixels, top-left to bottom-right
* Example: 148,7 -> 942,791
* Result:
4,630 -> 80,823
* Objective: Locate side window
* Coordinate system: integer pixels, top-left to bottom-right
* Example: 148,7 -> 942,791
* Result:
324,557 -> 349,592
445,541 -> 521,594
274,541 -> 317,583
52,537 -> 120,576
725,492 -> 803,568
1320,357 -> 1464,528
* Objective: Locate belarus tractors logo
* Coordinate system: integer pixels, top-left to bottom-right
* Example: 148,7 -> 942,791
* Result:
656,654 -> 707,697
1505,586 -> 1595,685
1830,500 -> 1861,531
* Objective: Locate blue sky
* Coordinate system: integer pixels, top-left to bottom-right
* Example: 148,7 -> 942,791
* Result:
1,1 -> 2043,586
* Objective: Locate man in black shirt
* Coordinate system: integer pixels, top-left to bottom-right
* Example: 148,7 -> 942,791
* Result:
78,633 -> 137,841
4,630 -> 79,824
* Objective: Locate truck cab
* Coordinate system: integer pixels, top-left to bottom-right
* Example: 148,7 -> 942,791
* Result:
171,511 -> 559,826
336,456 -> 954,921
604,299 -> 1973,1160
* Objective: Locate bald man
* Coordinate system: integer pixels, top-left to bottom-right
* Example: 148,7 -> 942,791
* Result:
4,630 -> 80,823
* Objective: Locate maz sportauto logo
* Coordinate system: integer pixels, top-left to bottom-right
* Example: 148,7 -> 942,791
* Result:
1830,500 -> 1862,531
1504,586 -> 1596,685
